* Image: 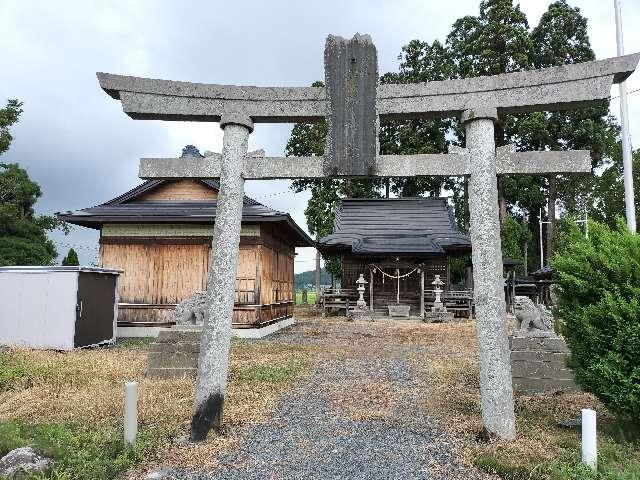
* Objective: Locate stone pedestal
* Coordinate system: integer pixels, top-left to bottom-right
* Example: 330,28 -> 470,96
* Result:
423,310 -> 455,323
388,304 -> 410,317
510,334 -> 578,394
348,307 -> 375,321
147,328 -> 201,380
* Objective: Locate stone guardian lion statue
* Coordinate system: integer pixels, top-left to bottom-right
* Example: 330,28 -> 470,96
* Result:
513,296 -> 554,336
174,291 -> 207,325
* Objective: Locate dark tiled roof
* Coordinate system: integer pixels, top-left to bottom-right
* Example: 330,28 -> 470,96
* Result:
57,179 -> 312,247
102,179 -> 261,206
318,197 -> 470,255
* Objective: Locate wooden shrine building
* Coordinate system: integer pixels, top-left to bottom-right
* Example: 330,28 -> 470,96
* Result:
58,146 -> 313,328
317,198 -> 471,316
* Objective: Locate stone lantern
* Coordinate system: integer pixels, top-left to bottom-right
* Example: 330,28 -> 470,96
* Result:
424,274 -> 454,323
356,273 -> 368,309
348,273 -> 374,321
432,274 -> 445,309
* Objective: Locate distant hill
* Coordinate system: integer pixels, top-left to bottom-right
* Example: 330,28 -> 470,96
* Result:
294,268 -> 331,290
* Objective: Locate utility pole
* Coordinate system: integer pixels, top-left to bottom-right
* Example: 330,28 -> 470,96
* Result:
539,208 -> 552,270
615,0 -> 637,233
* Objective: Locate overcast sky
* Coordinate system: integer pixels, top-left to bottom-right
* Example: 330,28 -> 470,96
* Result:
1,0 -> 639,272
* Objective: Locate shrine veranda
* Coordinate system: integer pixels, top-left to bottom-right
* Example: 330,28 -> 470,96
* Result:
98,34 -> 639,440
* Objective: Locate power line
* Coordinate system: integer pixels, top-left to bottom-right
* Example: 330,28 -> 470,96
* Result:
610,87 -> 640,101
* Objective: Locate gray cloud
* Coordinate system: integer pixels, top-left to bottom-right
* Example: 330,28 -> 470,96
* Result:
1,0 -> 639,269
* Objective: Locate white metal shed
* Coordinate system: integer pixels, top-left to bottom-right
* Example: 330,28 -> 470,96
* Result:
0,266 -> 121,350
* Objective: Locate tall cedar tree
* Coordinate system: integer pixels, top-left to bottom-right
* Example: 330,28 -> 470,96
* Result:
61,247 -> 80,266
0,163 -> 60,265
289,0 -> 621,270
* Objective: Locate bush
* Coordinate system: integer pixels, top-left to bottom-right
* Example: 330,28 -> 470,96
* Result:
553,219 -> 640,419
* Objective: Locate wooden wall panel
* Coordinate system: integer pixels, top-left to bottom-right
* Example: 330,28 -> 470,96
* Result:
131,180 -> 217,202
100,243 -> 209,304
101,227 -> 296,327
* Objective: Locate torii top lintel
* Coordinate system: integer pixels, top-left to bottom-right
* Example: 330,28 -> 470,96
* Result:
97,41 -> 638,123
98,34 -> 639,178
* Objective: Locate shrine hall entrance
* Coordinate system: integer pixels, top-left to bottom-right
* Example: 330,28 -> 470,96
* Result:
342,256 -> 451,317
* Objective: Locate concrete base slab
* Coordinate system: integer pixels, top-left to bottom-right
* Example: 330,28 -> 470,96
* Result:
232,317 -> 295,339
118,317 -> 296,339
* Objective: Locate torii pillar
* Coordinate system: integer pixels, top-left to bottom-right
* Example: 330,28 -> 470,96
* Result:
463,108 -> 514,437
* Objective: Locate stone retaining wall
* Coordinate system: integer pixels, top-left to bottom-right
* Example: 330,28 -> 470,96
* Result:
509,335 -> 578,394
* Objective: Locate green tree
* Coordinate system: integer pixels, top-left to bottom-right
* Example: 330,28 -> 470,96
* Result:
61,248 -> 79,266
528,0 -> 618,263
0,163 -> 61,266
290,0 -> 624,272
554,219 -> 640,418
0,99 -> 23,155
446,0 -> 618,266
591,147 -> 640,229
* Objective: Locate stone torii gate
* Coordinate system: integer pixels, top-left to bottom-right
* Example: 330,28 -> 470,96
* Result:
98,34 -> 639,441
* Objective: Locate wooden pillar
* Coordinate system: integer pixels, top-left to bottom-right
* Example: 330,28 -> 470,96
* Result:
369,267 -> 374,311
420,267 -> 425,317
315,249 -> 321,304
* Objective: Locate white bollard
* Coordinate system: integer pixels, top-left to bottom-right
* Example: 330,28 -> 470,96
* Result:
124,381 -> 138,447
581,408 -> 597,470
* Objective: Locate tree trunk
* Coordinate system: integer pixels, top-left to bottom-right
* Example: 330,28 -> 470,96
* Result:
523,241 -> 528,276
385,179 -> 390,198
498,179 -> 508,225
546,175 -> 557,266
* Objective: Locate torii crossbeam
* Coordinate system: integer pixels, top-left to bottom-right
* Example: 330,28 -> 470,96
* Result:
98,34 -> 639,441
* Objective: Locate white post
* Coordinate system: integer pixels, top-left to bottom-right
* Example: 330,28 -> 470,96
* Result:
420,268 -> 425,317
124,381 -> 138,447
582,408 -> 597,470
539,208 -> 544,269
615,0 -> 637,233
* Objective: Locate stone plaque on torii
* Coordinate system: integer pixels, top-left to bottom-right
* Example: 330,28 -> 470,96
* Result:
98,34 -> 639,441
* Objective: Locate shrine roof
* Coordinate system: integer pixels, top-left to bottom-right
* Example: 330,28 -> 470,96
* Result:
56,179 -> 313,247
318,197 -> 471,256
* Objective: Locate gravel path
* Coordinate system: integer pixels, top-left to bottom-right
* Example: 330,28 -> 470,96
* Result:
161,318 -> 494,480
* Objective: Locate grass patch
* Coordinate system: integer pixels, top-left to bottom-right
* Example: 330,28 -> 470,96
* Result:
0,339 -> 314,477
295,290 -> 317,305
409,322 -> 640,480
233,358 -> 305,384
0,420 -> 165,480
114,337 -> 156,349
0,351 -> 60,392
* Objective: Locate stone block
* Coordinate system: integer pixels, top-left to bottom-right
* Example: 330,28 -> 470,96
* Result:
510,336 -> 569,352
147,367 -> 197,380
388,304 -> 410,317
509,334 -> 578,394
513,377 -> 578,394
157,329 -> 201,343
510,350 -> 569,362
324,34 -> 378,176
147,329 -> 201,379
511,361 -> 575,380
147,351 -> 198,370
